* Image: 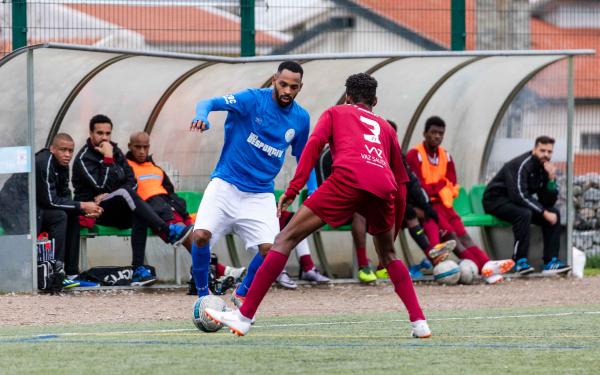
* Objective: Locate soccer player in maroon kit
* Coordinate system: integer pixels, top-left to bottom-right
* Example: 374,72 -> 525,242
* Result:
206,73 -> 432,338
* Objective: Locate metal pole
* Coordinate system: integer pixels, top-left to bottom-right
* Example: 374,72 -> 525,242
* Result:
12,0 -> 28,50
26,48 -> 37,291
240,0 -> 256,57
451,0 -> 466,51
566,56 -> 575,267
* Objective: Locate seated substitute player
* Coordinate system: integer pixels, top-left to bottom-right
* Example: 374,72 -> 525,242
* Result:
125,131 -> 246,289
314,121 -> 453,283
189,61 -> 317,297
73,114 -> 192,286
36,133 -> 103,287
206,73 -> 432,338
406,116 -> 514,284
483,136 -> 570,275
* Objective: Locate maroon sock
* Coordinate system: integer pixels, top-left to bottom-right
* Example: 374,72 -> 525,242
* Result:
422,219 -> 440,244
468,246 -> 490,270
239,250 -> 289,319
356,247 -> 369,268
386,259 -> 426,322
457,247 -> 489,271
299,255 -> 315,273
216,263 -> 226,278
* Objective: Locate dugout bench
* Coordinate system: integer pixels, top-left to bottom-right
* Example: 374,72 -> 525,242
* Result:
77,186 -> 511,283
78,191 -> 241,285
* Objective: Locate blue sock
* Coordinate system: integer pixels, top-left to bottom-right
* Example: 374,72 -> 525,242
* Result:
235,252 -> 264,297
191,243 -> 211,297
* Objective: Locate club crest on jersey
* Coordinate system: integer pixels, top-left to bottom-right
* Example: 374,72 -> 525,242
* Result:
285,128 -> 295,143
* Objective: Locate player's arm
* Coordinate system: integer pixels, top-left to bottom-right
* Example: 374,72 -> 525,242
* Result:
505,160 -> 544,213
191,89 -> 254,132
291,113 -> 318,195
36,155 -> 80,211
388,136 -> 408,239
279,111 -> 332,215
446,153 -> 458,185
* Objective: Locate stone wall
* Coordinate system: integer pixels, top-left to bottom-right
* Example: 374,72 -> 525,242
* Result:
573,173 -> 600,256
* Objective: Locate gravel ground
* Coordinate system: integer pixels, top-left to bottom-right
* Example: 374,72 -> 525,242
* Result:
1,276 -> 599,327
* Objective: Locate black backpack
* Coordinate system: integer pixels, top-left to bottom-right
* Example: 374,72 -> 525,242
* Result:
37,260 -> 65,294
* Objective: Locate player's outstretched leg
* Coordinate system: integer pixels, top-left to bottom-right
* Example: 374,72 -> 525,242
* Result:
232,252 -> 264,307
373,230 -> 431,339
191,230 -> 211,297
206,205 -> 324,336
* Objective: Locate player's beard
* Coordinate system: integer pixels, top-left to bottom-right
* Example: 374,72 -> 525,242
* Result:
274,86 -> 293,107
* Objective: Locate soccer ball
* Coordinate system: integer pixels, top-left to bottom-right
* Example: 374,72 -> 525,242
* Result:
433,260 -> 461,285
192,295 -> 227,332
459,259 -> 479,285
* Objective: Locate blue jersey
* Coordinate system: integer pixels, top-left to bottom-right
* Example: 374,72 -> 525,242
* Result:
195,88 -> 314,193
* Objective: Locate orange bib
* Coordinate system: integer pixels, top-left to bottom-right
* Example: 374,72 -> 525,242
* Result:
127,160 -> 168,201
414,143 -> 459,208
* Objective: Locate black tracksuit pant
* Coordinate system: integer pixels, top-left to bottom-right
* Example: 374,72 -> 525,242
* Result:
485,202 -> 560,263
37,209 -> 80,275
96,188 -> 170,267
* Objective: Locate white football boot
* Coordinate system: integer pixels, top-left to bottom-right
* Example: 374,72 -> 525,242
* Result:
411,320 -> 432,338
205,308 -> 253,336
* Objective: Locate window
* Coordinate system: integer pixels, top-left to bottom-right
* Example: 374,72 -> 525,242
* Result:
581,133 -> 600,150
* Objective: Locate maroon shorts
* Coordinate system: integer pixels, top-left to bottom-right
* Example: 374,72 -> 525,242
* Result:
303,176 -> 396,235
432,201 -> 466,237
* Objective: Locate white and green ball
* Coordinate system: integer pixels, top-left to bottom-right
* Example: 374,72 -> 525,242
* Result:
459,259 -> 479,285
433,259 -> 461,285
192,295 -> 227,332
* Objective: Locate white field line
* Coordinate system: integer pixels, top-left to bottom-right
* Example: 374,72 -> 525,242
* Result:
2,310 -> 599,340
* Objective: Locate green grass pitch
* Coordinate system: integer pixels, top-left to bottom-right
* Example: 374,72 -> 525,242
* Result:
1,304 -> 599,374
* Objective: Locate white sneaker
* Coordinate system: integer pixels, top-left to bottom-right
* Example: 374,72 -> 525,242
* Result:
224,266 -> 247,281
484,274 -> 504,284
205,308 -> 253,336
411,320 -> 432,338
300,268 -> 330,283
481,259 -> 515,278
276,271 -> 298,289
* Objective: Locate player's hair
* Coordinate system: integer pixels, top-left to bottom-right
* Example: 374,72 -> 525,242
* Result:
386,119 -> 398,132
89,114 -> 113,132
52,133 -> 73,146
535,135 -> 555,146
345,73 -> 378,106
424,116 -> 445,132
277,61 -> 303,78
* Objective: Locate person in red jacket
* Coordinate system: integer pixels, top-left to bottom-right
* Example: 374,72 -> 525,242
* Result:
206,73 -> 431,339
405,116 -> 514,284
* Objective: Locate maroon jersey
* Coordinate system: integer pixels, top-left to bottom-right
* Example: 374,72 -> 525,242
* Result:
285,104 -> 408,200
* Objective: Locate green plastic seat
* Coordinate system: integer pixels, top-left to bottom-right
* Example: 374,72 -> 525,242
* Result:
176,191 -> 203,213
468,185 -> 510,227
93,225 -> 132,237
453,186 -> 473,217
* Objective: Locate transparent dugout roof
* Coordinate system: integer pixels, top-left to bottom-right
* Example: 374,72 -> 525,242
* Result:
0,45 -> 582,192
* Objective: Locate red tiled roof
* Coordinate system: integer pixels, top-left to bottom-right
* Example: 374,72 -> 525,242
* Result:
353,0 -> 477,49
531,18 -> 600,98
66,4 -> 284,45
354,0 -> 599,98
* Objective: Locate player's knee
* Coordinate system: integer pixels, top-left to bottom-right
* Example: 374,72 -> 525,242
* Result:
258,243 -> 271,256
193,229 -> 211,247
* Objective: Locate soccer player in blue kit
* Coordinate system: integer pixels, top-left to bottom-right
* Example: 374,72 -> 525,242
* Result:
189,61 -> 317,298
